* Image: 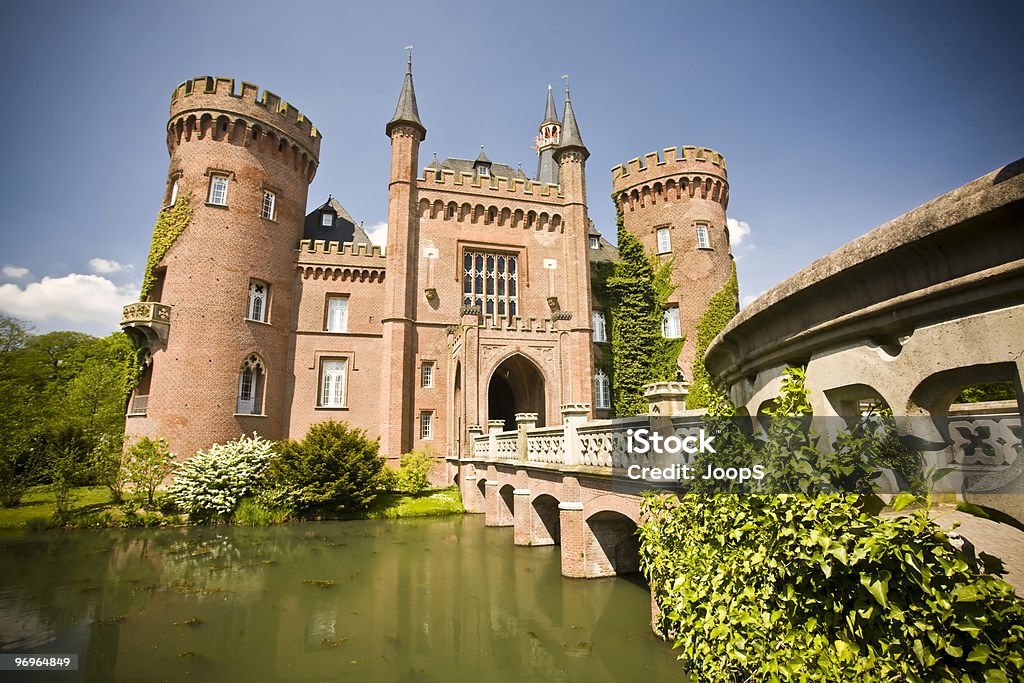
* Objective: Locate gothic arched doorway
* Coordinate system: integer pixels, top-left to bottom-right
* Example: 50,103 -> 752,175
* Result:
487,354 -> 545,431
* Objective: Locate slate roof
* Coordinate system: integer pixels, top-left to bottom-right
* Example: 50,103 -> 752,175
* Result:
436,157 -> 528,180
304,196 -> 371,245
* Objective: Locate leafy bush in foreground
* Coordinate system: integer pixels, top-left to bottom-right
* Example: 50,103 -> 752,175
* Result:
168,434 -> 275,519
268,421 -> 383,513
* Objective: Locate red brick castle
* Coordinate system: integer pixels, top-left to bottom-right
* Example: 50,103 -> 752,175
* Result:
121,61 -> 735,466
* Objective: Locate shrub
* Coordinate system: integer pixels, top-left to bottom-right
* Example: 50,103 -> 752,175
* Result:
124,436 -> 175,507
234,497 -> 289,526
394,447 -> 436,494
268,421 -> 383,514
168,434 -> 275,520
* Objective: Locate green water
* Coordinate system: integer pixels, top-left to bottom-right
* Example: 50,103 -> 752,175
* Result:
0,516 -> 681,682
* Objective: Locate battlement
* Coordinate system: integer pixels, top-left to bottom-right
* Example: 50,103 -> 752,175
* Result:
297,239 -> 386,259
169,76 -> 321,158
611,146 -> 727,191
418,167 -> 563,203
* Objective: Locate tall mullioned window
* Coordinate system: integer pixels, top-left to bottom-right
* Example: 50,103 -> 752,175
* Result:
420,412 -> 434,440
320,359 -> 347,407
696,224 -> 711,249
592,311 -> 607,342
261,191 -> 276,220
208,174 -> 228,206
421,361 -> 434,388
595,370 -> 611,409
236,354 -> 265,415
247,280 -> 269,322
657,227 -> 671,253
463,251 -> 518,321
326,297 -> 348,333
662,306 -> 681,338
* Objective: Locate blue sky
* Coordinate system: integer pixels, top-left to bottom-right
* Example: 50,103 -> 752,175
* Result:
0,1 -> 1021,336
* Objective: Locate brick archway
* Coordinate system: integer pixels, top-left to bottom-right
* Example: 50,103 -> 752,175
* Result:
487,353 -> 546,430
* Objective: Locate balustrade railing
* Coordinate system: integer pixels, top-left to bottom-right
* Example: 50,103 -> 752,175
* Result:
526,427 -> 565,464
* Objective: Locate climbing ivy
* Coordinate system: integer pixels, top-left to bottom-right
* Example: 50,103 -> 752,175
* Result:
604,203 -> 682,416
140,194 -> 192,300
686,260 -> 739,409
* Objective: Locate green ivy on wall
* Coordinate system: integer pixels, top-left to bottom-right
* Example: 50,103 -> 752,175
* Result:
140,194 -> 192,300
603,203 -> 683,417
686,260 -> 738,409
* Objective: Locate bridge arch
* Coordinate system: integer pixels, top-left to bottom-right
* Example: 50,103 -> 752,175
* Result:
585,509 -> 641,576
530,493 -> 561,546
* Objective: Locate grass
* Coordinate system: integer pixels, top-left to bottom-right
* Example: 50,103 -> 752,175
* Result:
0,485 -> 179,529
0,485 -> 466,529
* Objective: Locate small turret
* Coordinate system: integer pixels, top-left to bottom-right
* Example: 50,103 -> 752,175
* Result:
557,82 -> 588,161
535,85 -> 561,185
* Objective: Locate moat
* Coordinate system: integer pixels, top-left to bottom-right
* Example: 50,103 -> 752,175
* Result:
0,516 -> 680,682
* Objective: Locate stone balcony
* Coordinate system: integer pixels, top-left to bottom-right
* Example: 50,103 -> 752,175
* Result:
121,301 -> 171,347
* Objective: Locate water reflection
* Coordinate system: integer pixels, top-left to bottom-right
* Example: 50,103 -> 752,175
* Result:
0,517 -> 679,682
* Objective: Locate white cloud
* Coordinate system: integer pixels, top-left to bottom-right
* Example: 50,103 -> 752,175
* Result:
2,265 -> 30,279
727,218 -> 752,246
0,274 -> 138,331
740,290 -> 766,308
365,221 -> 388,249
88,258 -> 132,274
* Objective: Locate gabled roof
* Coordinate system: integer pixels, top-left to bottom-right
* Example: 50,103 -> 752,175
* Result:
304,196 -> 370,245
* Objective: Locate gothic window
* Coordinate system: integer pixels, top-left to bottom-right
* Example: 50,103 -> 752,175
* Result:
592,311 -> 607,342
662,306 -> 681,338
236,354 -> 265,415
462,250 -> 518,322
595,370 -> 611,409
326,296 -> 348,333
261,191 -> 276,220
208,174 -> 228,206
657,227 -> 671,253
247,280 -> 269,322
696,224 -> 711,249
320,358 -> 348,408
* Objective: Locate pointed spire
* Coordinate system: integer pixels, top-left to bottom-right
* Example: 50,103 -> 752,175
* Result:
475,146 -> 492,165
558,83 -> 588,160
541,84 -> 559,125
386,55 -> 426,140
425,152 -> 440,170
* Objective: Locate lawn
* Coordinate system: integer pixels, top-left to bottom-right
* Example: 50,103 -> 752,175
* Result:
366,486 -> 466,519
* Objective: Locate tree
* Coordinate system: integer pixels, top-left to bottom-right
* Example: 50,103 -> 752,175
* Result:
124,437 -> 175,507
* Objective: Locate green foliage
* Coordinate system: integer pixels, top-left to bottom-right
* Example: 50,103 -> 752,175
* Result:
168,434 -> 276,519
141,193 -> 192,300
687,261 -> 739,408
268,421 -> 384,513
91,433 -> 128,503
124,436 -> 175,507
640,493 -> 1024,682
366,486 -> 465,519
233,497 -> 290,526
386,447 -> 437,494
43,426 -> 92,519
955,381 -> 1017,404
605,203 -> 683,416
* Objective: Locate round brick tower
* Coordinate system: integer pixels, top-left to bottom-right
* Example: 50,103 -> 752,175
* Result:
123,76 -> 320,458
610,146 -> 732,379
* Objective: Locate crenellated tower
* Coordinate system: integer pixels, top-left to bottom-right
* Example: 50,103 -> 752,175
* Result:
611,146 -> 733,379
122,76 -> 320,458
379,58 -> 426,459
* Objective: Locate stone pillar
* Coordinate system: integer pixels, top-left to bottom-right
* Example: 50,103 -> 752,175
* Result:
558,501 -> 586,578
513,488 -> 531,545
642,381 -> 689,416
487,419 -> 505,459
515,412 -> 538,461
560,403 -> 590,466
467,424 -> 483,459
484,480 -> 501,527
461,462 -> 484,514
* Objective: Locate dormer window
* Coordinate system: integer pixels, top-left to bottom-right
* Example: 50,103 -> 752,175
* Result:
321,213 -> 333,227
477,165 -> 490,177
590,236 -> 600,249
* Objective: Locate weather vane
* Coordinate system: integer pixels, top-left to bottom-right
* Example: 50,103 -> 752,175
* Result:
405,45 -> 414,63
561,74 -> 570,96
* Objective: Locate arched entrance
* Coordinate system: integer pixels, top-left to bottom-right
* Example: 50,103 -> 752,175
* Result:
487,354 -> 546,430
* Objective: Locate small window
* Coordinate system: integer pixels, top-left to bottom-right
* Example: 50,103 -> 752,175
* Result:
696,224 -> 711,249
595,370 -> 611,409
320,358 -> 347,407
590,236 -> 600,249
592,311 -> 607,342
421,362 -> 434,388
169,179 -> 179,206
208,174 -> 228,206
478,165 -> 490,177
662,306 -> 681,338
321,213 -> 333,227
261,191 -> 276,220
236,355 -> 265,415
657,227 -> 671,254
326,296 -> 348,333
420,411 -> 434,440
247,280 -> 269,322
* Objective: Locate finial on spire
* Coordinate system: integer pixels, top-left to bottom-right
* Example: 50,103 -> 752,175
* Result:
404,45 -> 413,68
561,74 -> 570,100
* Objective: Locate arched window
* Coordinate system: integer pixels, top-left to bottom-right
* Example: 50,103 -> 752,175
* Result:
595,370 -> 611,409
248,280 -> 269,322
592,311 -> 607,342
237,354 -> 265,415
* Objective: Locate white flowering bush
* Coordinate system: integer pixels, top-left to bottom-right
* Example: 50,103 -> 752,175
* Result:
168,434 -> 275,519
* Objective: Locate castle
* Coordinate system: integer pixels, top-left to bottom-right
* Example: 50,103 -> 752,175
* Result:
121,62 -> 735,466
